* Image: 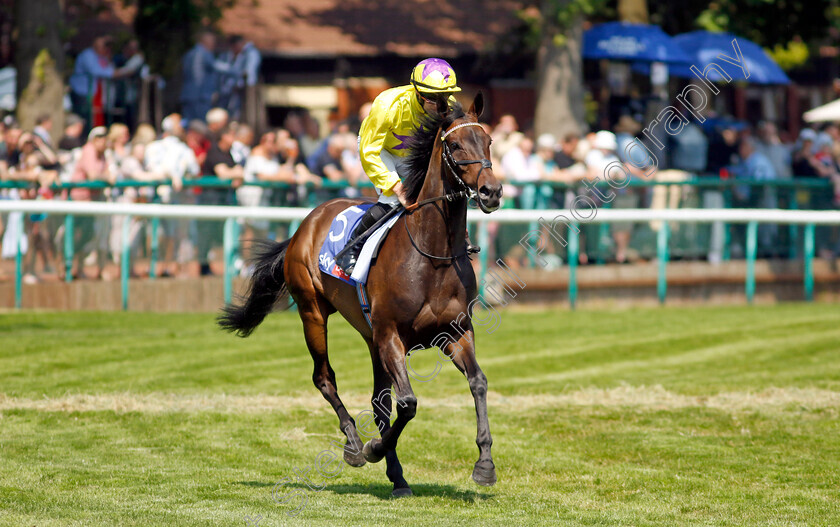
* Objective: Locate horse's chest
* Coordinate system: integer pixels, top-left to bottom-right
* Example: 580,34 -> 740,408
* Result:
413,298 -> 465,331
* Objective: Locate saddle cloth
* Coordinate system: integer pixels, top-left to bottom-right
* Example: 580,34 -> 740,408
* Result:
318,203 -> 403,285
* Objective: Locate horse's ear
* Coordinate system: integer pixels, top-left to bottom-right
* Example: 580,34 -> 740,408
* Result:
468,91 -> 485,119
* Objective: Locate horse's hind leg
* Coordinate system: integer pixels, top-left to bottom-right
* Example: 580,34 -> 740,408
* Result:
297,292 -> 366,467
365,340 -> 411,497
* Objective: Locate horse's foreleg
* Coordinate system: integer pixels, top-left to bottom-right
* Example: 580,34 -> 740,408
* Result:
445,331 -> 496,486
366,341 -> 412,496
298,294 -> 366,467
363,330 -> 416,465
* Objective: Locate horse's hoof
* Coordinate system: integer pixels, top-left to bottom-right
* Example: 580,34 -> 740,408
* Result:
472,461 -> 497,486
362,440 -> 385,463
391,487 -> 413,498
344,445 -> 366,467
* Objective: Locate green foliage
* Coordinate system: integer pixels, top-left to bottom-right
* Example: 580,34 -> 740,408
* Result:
544,0 -> 609,44
32,49 -> 52,84
551,0 -> 605,29
695,0 -> 837,50
766,39 -> 810,71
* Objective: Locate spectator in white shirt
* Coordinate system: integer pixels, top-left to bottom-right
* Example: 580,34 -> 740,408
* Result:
144,114 -> 199,275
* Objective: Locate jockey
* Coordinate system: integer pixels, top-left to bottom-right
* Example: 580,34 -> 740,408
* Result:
336,57 -> 478,274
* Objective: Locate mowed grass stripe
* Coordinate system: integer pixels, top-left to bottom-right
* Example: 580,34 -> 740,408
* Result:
1,305 -> 840,526
497,324 -> 840,389
2,386 -> 840,414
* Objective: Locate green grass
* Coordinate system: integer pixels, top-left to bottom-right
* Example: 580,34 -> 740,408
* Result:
1,304 -> 839,526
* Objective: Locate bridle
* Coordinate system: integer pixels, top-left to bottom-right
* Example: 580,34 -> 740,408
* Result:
440,121 -> 493,204
403,120 -> 492,261
403,121 -> 491,213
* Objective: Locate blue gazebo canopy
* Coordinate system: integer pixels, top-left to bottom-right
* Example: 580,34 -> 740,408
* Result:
634,31 -> 791,85
583,22 -> 693,63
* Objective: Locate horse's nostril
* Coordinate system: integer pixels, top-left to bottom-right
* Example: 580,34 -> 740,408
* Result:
479,185 -> 492,197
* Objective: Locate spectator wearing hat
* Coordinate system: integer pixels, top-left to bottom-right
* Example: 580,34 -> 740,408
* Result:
584,130 -> 642,263
814,132 -> 839,177
792,129 -> 821,179
205,107 -> 229,138
145,114 -> 200,276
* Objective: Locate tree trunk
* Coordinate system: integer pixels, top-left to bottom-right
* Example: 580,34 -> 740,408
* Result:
534,3 -> 585,138
15,0 -> 64,142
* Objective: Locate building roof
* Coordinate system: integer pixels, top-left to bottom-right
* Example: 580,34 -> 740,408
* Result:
216,0 -> 522,57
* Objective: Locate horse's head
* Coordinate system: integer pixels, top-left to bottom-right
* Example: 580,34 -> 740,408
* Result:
438,93 -> 503,213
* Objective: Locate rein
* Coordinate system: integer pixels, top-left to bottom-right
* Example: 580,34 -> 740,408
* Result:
402,120 -> 491,261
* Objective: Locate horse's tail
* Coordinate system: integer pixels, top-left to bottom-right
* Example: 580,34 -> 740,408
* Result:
217,239 -> 292,337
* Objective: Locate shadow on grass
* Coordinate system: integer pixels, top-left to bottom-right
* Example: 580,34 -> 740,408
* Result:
235,481 -> 493,502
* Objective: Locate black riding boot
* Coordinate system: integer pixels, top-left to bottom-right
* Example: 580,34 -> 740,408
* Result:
336,202 -> 394,274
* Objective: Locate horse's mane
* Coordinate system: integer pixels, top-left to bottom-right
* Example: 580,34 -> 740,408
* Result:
402,103 -> 466,202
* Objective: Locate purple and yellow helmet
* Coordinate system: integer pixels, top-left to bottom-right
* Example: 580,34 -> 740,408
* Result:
410,58 -> 461,94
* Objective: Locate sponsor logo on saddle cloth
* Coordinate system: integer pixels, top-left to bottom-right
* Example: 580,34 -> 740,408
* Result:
318,203 -> 404,285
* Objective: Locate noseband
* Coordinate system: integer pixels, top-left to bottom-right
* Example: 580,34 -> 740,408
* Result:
402,120 -> 492,261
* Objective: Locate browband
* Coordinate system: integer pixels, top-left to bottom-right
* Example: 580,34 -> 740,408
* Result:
440,122 -> 484,141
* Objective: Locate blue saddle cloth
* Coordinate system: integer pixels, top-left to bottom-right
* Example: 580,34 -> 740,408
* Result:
317,203 -> 375,285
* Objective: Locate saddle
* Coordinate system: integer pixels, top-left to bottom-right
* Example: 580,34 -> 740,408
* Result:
317,203 -> 404,327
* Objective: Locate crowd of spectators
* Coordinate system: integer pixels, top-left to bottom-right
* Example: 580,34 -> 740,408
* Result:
486,113 -> 840,266
0,106 -> 367,282
67,30 -> 261,134
180,32 -> 262,124
2,97 -> 840,282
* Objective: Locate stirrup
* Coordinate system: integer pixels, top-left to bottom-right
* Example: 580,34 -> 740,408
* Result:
336,245 -> 360,275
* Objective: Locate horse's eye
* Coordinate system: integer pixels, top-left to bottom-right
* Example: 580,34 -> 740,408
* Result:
450,142 -> 460,150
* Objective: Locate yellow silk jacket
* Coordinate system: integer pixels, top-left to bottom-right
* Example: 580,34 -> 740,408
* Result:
358,84 -> 428,196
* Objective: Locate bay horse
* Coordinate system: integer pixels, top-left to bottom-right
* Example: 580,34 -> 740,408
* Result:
219,93 -> 502,497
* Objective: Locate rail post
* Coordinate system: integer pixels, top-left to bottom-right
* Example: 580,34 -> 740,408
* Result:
745,221 -> 757,304
223,217 -> 236,304
64,214 -> 74,282
14,213 -> 24,309
150,216 -> 160,279
121,215 -> 131,311
657,221 -> 670,305
804,223 -> 815,302
568,223 -> 579,309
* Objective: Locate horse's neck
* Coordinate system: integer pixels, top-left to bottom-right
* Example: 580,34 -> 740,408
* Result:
410,145 -> 466,256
